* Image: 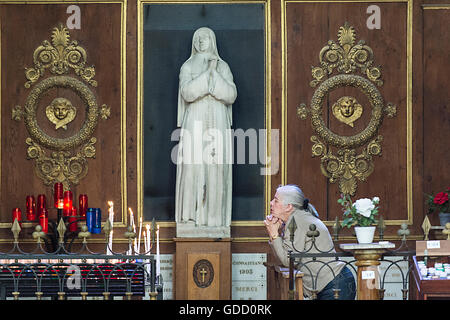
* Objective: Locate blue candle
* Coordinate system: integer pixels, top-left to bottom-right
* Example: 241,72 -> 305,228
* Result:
86,208 -> 95,232
92,208 -> 102,234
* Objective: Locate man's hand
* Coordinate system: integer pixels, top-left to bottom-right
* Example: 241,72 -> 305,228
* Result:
264,215 -> 282,239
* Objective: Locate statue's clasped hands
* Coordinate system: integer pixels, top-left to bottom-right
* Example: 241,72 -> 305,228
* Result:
207,54 -> 219,71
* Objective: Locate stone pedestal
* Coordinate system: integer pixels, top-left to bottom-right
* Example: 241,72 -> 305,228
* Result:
340,242 -> 395,300
174,237 -> 231,300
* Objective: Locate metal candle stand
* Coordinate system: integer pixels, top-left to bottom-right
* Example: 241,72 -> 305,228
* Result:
1,217 -> 159,300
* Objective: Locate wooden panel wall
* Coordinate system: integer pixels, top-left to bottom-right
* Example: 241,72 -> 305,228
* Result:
0,0 -> 449,299
422,5 -> 450,227
285,1 -> 409,235
0,3 -> 126,236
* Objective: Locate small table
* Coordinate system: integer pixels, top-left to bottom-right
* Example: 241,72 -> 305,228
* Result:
340,242 -> 395,300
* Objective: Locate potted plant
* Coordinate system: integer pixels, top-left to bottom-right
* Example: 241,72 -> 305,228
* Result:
425,188 -> 450,226
338,194 -> 379,243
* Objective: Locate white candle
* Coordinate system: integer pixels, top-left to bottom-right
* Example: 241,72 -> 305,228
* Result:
128,208 -> 138,254
128,208 -> 135,228
107,201 -> 114,255
145,224 -> 151,254
156,224 -> 160,277
143,231 -> 148,253
128,208 -> 135,256
137,216 -> 143,254
109,230 -> 114,255
144,230 -> 151,285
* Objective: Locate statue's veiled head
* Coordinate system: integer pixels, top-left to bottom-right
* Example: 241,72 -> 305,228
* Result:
191,27 -> 220,58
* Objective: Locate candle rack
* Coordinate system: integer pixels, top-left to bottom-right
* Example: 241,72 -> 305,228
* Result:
0,218 -> 160,300
19,209 -> 97,254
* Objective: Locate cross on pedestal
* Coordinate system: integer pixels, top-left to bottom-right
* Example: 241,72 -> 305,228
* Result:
200,268 -> 208,283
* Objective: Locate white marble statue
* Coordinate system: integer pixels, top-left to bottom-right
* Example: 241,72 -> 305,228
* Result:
175,27 -> 237,238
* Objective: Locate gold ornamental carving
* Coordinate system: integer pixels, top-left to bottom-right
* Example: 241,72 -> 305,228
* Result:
24,24 -> 97,88
331,96 -> 363,128
13,24 -> 110,189
297,23 -> 397,196
310,22 -> 383,88
46,97 -> 77,130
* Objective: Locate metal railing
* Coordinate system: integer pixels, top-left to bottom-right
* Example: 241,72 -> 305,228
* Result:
0,219 -> 159,300
287,221 -> 416,300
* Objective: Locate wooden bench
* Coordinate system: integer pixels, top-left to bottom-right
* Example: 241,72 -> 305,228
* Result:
274,265 -> 304,300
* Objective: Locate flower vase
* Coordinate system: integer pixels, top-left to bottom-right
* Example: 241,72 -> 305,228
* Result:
354,226 -> 376,244
439,212 -> 450,227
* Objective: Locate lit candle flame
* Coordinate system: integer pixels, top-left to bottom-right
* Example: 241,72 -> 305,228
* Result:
128,208 -> 135,227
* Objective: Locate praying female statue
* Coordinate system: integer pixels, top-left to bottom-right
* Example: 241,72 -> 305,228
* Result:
175,27 -> 237,237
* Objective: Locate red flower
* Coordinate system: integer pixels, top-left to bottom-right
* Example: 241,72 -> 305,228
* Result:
434,192 -> 449,205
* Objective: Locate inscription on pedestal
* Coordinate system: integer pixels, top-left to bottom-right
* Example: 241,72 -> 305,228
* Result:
231,253 -> 267,300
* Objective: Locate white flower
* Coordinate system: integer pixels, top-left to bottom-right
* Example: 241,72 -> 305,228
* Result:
354,198 -> 375,218
372,196 -> 380,203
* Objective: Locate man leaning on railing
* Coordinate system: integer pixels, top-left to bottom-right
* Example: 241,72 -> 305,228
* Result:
264,184 -> 356,300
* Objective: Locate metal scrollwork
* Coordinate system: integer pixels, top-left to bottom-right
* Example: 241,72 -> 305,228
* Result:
26,137 -> 97,190
24,24 -> 97,88
13,24 -> 108,189
23,75 -> 99,151
313,135 -> 383,196
297,23 -> 397,196
310,22 -> 383,87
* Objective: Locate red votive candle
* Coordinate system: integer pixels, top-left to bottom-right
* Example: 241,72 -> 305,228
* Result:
79,194 -> 88,220
54,182 -> 64,209
12,208 -> 22,225
26,195 -> 37,221
39,208 -> 48,233
69,206 -> 78,232
63,190 -> 73,217
37,194 -> 47,217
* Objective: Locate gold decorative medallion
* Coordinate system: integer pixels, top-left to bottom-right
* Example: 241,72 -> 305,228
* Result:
13,24 -> 110,189
297,23 -> 397,196
331,96 -> 363,127
46,97 -> 77,130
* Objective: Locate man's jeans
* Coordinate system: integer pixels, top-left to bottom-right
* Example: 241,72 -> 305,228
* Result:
317,266 -> 356,300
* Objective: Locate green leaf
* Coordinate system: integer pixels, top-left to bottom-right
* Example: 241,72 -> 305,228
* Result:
341,217 -> 354,228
